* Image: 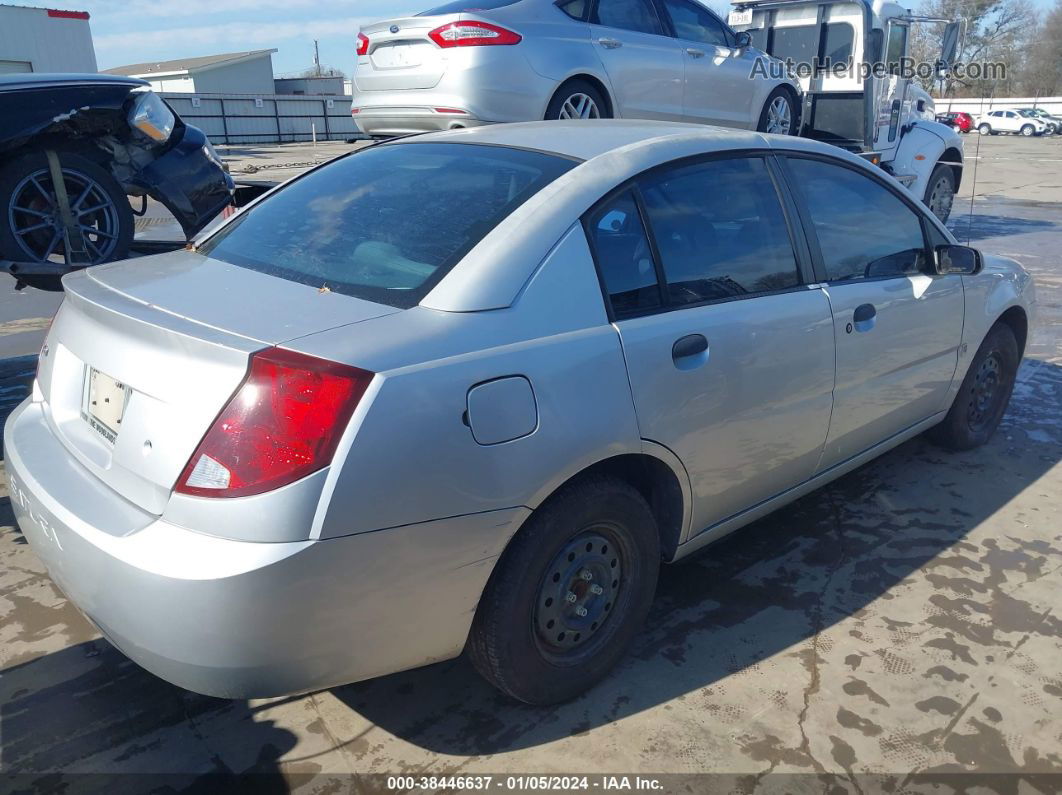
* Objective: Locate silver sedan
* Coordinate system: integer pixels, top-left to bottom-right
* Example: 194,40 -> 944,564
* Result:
352,0 -> 799,136
7,121 -> 1035,704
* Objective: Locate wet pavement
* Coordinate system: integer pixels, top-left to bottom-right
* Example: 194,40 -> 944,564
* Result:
1,135 -> 1060,793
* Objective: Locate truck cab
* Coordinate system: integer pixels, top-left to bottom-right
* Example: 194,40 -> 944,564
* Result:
728,0 -> 964,221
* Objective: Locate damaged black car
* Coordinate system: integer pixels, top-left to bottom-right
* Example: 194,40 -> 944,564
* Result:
0,73 -> 233,289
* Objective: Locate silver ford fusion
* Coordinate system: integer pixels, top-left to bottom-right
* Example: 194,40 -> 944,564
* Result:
7,121 -> 1035,705
352,0 -> 799,137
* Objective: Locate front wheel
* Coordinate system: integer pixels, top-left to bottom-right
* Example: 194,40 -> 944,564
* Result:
757,88 -> 797,135
1020,124 -> 1036,136
924,163 -> 956,223
545,80 -> 610,121
928,323 -> 1019,451
468,475 -> 660,704
978,123 -> 992,135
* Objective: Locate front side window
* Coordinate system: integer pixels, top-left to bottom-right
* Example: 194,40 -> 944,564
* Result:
786,157 -> 929,281
592,0 -> 665,35
586,190 -> 662,317
661,0 -> 731,46
200,143 -> 575,308
639,157 -> 801,304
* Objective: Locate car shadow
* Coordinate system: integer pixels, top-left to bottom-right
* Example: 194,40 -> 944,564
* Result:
329,357 -> 1062,755
948,213 -> 1056,242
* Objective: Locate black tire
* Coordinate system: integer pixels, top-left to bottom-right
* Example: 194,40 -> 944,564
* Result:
928,323 -> 1019,451
757,87 -> 798,135
0,150 -> 133,270
978,123 -> 992,135
545,80 -> 610,121
468,474 -> 660,705
924,163 -> 956,223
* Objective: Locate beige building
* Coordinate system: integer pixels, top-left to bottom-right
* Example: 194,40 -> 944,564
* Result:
0,4 -> 97,74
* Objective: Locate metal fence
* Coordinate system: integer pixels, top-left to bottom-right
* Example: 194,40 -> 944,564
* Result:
160,92 -> 360,145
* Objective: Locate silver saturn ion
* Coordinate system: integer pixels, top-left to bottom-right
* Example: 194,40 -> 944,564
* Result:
7,122 -> 1034,705
352,0 -> 799,137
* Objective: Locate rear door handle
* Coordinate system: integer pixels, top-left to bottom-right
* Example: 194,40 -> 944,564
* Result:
851,303 -> 877,333
685,47 -> 706,58
598,38 -> 623,49
672,333 -> 709,360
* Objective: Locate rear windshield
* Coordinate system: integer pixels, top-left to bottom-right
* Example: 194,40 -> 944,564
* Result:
199,142 -> 575,308
418,0 -> 522,14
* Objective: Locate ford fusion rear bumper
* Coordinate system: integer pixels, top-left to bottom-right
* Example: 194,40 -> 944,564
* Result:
5,397 -> 526,698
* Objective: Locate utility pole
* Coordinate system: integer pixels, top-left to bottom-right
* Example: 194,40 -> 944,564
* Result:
313,40 -> 321,77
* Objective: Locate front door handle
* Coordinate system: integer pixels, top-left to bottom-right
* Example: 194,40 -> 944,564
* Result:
851,303 -> 877,333
685,47 -> 706,58
598,37 -> 623,49
672,333 -> 709,360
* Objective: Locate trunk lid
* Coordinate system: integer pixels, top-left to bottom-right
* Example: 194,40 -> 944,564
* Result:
354,15 -> 462,92
36,253 -> 398,514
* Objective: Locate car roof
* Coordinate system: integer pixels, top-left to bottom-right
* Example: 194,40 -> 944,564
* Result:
0,73 -> 148,92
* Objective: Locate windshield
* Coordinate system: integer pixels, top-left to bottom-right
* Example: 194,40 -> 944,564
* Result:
199,143 -> 576,308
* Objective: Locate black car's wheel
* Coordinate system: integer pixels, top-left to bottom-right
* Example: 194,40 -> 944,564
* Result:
928,323 -> 1019,451
545,80 -> 610,121
468,474 -> 659,705
0,150 -> 133,268
757,88 -> 797,135
924,163 -> 956,223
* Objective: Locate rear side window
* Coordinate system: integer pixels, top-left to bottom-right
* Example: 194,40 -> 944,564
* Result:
557,0 -> 589,20
593,0 -> 666,35
639,157 -> 800,304
786,157 -> 928,281
586,190 -> 662,316
418,0 -> 521,14
200,143 -> 575,308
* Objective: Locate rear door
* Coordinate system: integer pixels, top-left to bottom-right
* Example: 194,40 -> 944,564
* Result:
780,155 -> 964,471
657,0 -> 755,126
589,0 -> 684,120
585,154 -> 835,535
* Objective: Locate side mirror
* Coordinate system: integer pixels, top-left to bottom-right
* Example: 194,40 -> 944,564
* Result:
735,30 -> 752,48
939,21 -> 962,71
936,244 -> 982,275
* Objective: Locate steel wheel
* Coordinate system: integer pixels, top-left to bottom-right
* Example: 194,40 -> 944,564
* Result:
927,171 -> 955,222
967,352 -> 1004,432
533,529 -> 623,659
558,92 -> 601,120
765,95 -> 792,134
7,166 -> 121,264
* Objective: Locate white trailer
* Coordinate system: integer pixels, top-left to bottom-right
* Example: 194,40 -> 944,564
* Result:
728,0 -> 964,221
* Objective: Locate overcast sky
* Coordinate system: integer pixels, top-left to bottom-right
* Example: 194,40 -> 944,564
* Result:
16,0 -> 1059,75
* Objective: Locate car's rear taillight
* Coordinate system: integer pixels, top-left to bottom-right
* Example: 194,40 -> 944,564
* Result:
428,20 -> 522,48
175,348 -> 373,498
356,32 -> 370,56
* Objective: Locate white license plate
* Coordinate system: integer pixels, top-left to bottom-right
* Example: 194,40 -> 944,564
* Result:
728,9 -> 753,26
83,368 -> 130,445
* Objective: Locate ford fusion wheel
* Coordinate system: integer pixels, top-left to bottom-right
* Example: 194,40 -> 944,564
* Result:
468,475 -> 659,704
546,80 -> 610,122
758,89 -> 796,135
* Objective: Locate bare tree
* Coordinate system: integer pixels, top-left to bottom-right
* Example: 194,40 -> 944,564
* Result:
1019,0 -> 1062,96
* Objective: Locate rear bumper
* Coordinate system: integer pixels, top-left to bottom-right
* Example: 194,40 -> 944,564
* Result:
5,397 -> 526,697
354,108 -> 492,136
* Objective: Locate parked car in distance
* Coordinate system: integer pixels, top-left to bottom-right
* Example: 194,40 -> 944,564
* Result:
1017,107 -> 1060,134
351,0 -> 799,137
0,74 -> 233,290
976,108 -> 1048,136
936,111 -> 973,133
8,121 -> 1035,705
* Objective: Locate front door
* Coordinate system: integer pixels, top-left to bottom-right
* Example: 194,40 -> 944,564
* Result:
584,155 -> 835,534
782,156 -> 965,471
590,0 -> 685,121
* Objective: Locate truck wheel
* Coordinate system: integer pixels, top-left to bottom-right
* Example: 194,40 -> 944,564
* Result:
1020,124 -> 1035,136
757,88 -> 797,135
928,323 -> 1019,451
924,164 -> 956,223
468,474 -> 660,705
545,80 -> 610,121
0,150 -> 133,268
978,123 -> 992,135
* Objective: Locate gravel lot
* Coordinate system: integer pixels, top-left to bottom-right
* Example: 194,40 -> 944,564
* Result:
1,132 -> 1060,793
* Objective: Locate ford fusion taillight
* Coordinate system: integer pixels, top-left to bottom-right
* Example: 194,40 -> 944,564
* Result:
356,32 -> 370,56
176,348 -> 373,498
428,20 -> 522,48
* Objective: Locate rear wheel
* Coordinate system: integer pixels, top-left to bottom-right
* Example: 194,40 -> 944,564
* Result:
545,80 -> 610,121
1020,123 -> 1036,136
757,88 -> 797,135
468,475 -> 660,704
924,163 -> 956,223
978,123 -> 992,135
928,323 -> 1019,451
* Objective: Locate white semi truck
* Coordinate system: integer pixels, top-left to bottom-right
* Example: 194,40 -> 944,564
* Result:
729,0 -> 964,221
